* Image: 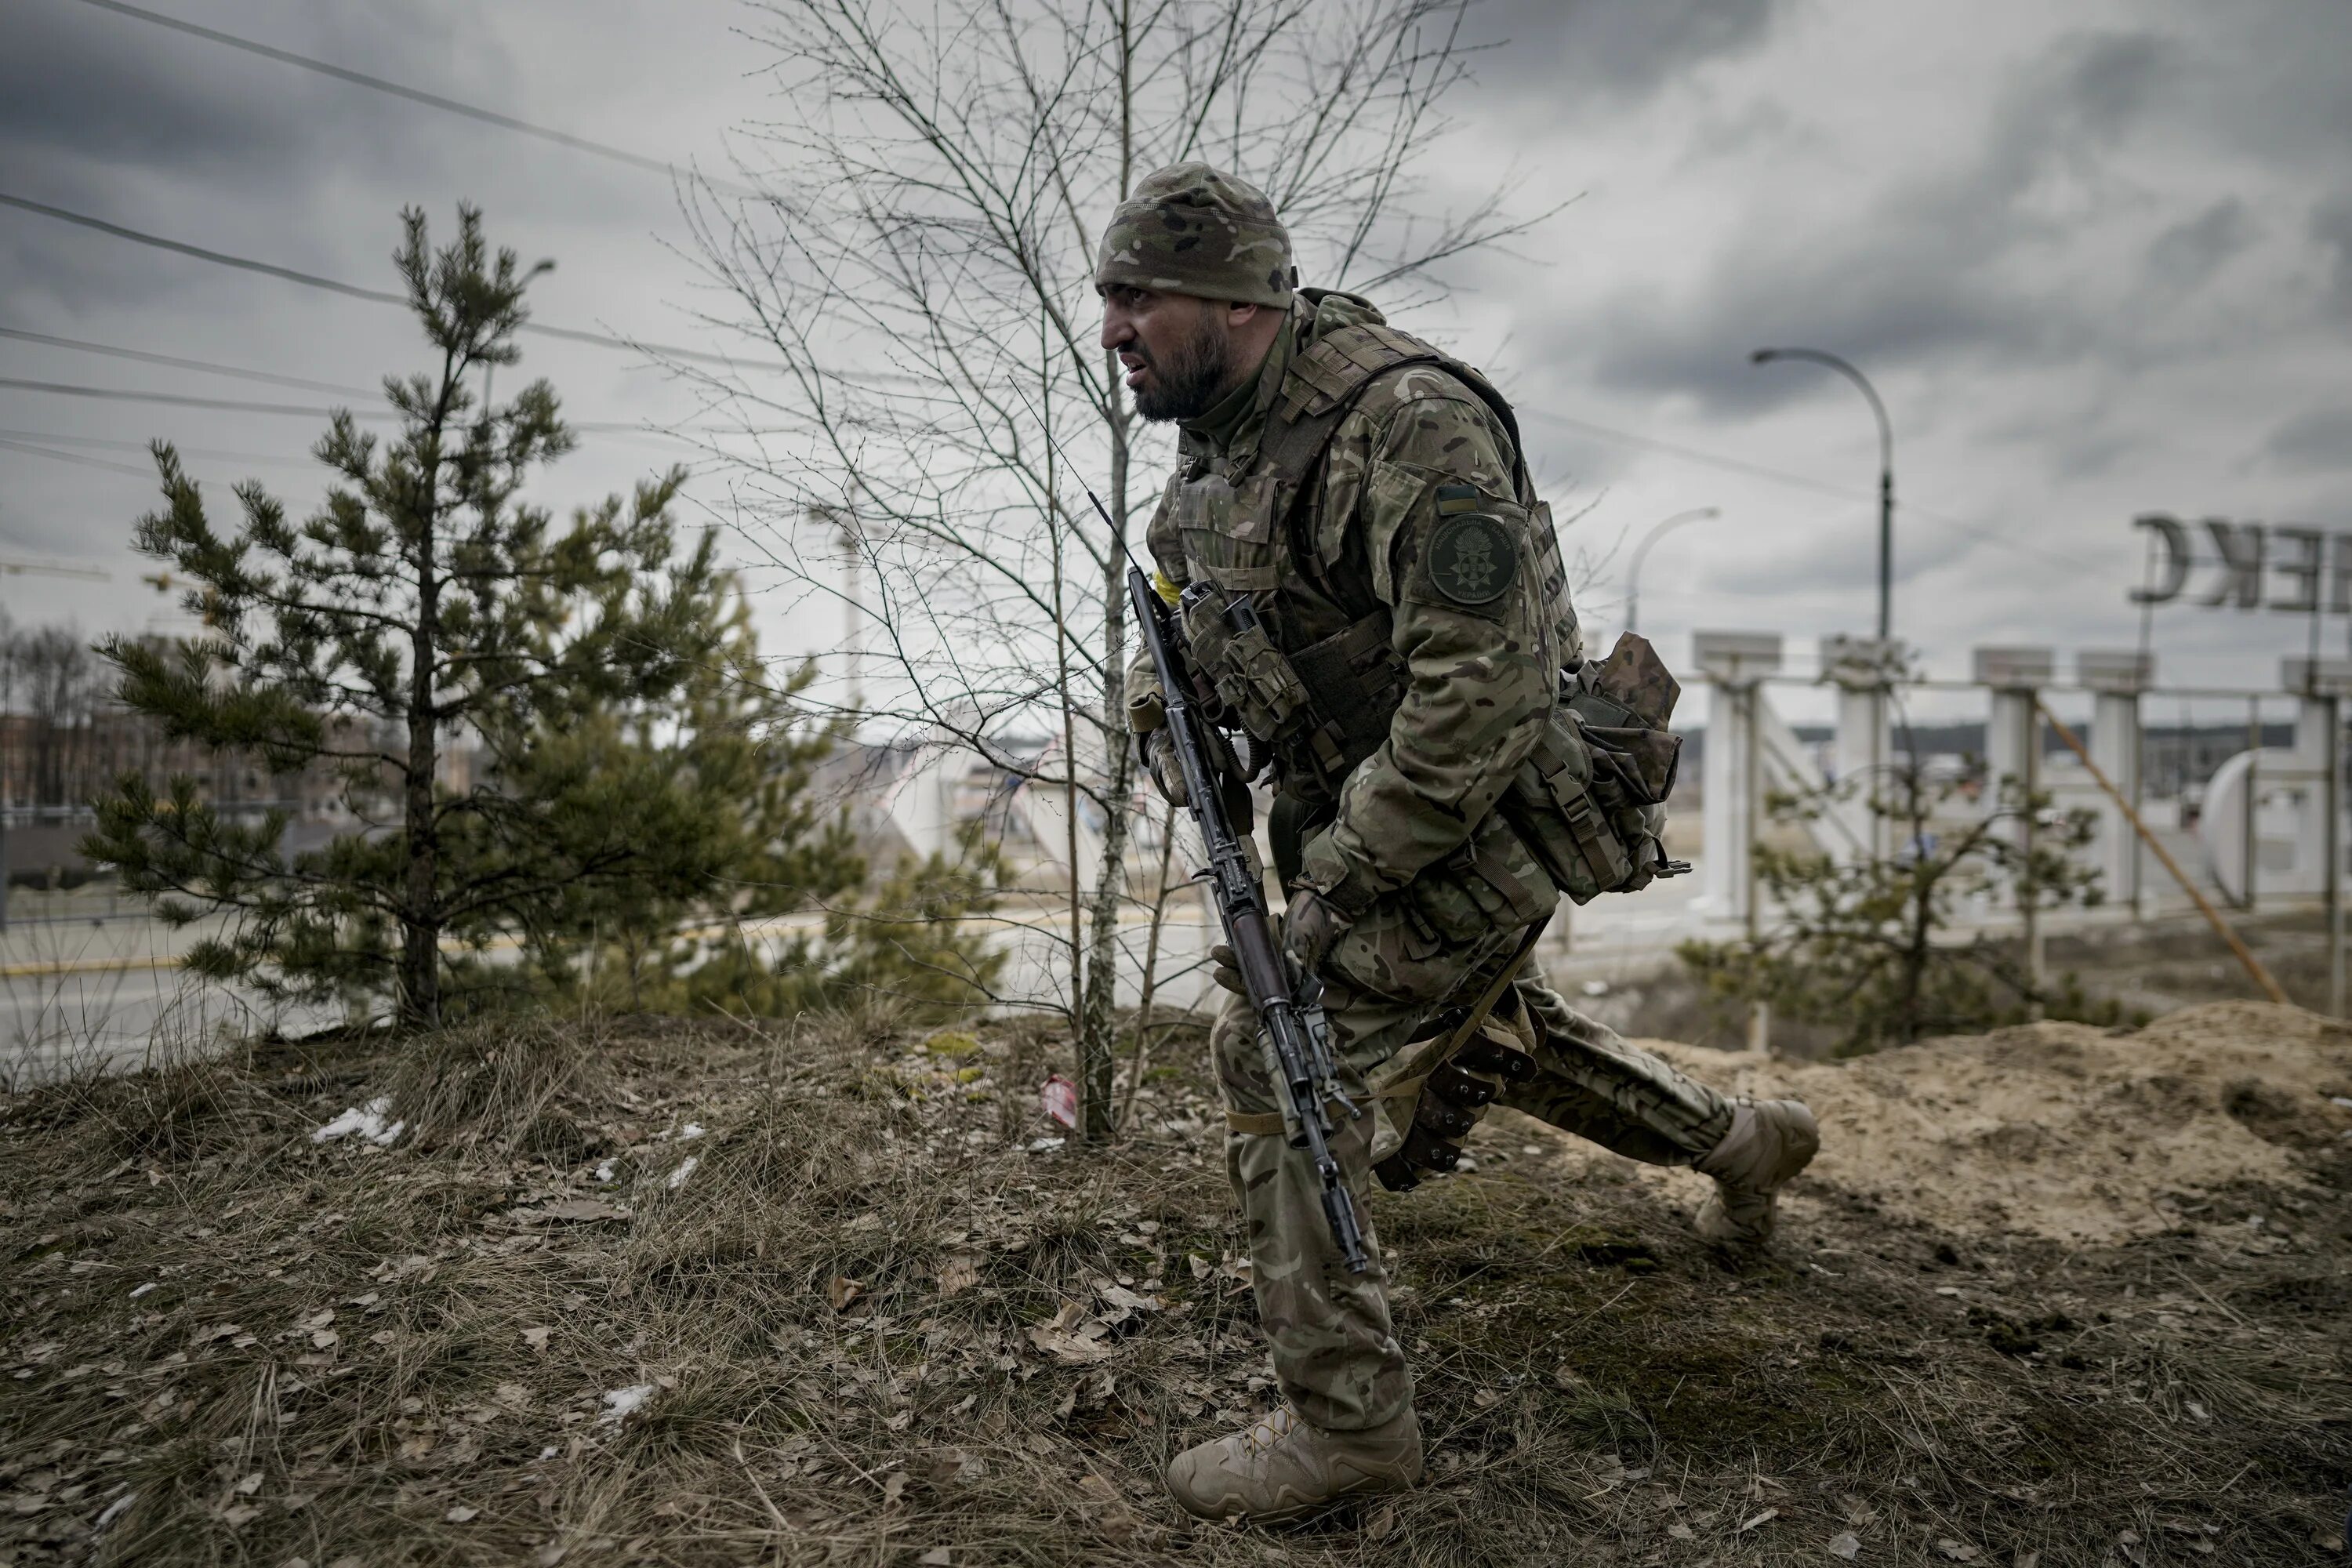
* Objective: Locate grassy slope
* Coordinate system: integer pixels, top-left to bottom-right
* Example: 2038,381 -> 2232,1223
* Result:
2,1011 -> 2346,1566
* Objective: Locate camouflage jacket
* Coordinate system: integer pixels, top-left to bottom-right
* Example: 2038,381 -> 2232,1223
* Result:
1131,290 -> 1582,916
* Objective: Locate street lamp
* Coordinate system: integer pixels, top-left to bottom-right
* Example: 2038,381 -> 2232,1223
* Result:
1624,506 -> 1720,636
1750,347 -> 1893,644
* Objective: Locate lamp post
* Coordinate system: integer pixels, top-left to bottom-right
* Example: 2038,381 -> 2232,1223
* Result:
1624,506 -> 1720,636
1750,347 -> 1893,644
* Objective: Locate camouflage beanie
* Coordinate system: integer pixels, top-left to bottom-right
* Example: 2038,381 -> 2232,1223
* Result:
1094,162 -> 1294,307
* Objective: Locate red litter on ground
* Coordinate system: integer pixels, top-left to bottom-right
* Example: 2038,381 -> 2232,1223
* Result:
1039,1074 -> 1078,1129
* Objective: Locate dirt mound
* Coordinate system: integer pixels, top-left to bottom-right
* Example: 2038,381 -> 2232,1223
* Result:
1565,1002 -> 2352,1242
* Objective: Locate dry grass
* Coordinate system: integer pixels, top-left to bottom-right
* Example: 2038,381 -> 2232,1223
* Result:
2,1007 -> 2346,1566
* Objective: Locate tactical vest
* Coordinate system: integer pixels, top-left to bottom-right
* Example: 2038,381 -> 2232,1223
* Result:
1167,303 -> 1682,903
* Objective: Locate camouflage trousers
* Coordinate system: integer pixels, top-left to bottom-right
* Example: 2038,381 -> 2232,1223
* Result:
1210,909 -> 1733,1432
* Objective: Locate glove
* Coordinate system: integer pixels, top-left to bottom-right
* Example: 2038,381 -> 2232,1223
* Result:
1208,943 -> 1245,996
1281,887 -> 1351,976
1142,729 -> 1189,807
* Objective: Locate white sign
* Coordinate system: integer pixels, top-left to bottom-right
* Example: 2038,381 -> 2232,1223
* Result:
2130,514 -> 2348,612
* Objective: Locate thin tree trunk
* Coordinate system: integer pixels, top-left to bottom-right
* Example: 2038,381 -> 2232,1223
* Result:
400,387 -> 448,1028
1120,797 -> 1181,1131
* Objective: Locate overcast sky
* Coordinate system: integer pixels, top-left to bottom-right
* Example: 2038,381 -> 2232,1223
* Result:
2,0 -> 2347,728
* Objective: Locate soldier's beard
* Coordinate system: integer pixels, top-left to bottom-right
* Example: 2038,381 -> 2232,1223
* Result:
1132,311 -> 1234,423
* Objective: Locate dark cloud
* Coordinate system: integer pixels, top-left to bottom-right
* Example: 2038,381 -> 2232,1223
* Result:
2146,199 -> 2254,294
2263,408 -> 2352,474
0,2 -> 499,187
2312,194 -> 2352,320
1465,0 -> 1783,107
1532,30 -> 2201,413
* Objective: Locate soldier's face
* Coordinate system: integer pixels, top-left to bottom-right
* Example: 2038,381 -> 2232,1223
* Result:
1099,286 -> 1233,423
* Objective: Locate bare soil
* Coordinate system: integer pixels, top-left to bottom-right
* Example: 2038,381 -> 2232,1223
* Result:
2,1002 -> 2346,1566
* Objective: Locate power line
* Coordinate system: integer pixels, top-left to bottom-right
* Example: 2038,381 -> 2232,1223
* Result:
0,429 -> 316,470
0,436 -> 156,477
0,325 -> 380,398
0,191 -> 786,372
0,377 -> 388,419
0,381 -> 710,457
70,0 -> 761,199
1520,405 -> 2103,575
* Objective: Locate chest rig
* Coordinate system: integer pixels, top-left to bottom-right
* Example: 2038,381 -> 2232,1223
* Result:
1170,312 -> 1574,799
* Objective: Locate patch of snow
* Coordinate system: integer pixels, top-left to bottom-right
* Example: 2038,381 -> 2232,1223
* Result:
599,1384 -> 657,1424
538,1445 -> 559,1461
129,1282 -> 157,1300
312,1097 -> 405,1146
94,1494 -> 135,1530
1580,979 -> 1610,997
593,1159 -> 617,1183
1025,1137 -> 1065,1153
665,1156 -> 699,1191
678,1123 -> 706,1140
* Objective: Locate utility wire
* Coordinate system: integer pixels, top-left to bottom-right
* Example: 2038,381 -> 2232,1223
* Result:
0,192 -> 786,372
0,381 -> 709,454
0,436 -> 155,477
69,0 -> 762,199
0,429 -> 318,470
1521,405 -> 2103,575
0,325 -> 380,398
0,377 -> 389,419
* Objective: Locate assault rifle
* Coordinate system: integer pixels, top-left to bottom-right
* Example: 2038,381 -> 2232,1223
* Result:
1126,565 -> 1370,1274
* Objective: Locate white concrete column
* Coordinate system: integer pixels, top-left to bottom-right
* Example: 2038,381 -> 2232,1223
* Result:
1821,635 -> 1900,860
1975,648 -> 2055,820
1693,632 -> 1783,925
2078,649 -> 2153,911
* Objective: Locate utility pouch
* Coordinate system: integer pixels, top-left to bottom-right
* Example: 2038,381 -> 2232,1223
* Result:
1501,632 -> 1687,904
1287,608 -> 1409,781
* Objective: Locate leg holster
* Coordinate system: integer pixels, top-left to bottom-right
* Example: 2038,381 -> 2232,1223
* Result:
1370,1000 -> 1541,1192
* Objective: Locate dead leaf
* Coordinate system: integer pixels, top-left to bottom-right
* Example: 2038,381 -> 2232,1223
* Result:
1667,1523 -> 1695,1541
1935,1541 -> 1978,1562
882,1470 -> 909,1506
309,1329 -> 339,1350
2016,1554 -> 2042,1568
1028,1300 -> 1116,1363
919,1551 -> 952,1566
937,1255 -> 982,1297
1029,1323 -> 1115,1364
826,1276 -> 865,1312
521,1327 -> 552,1351
446,1505 -> 480,1523
1828,1531 -> 1862,1561
233,1472 -> 262,1497
529,1199 -> 628,1224
219,1504 -> 260,1527
1740,1508 -> 1779,1532
1074,1472 -> 1137,1543
1094,1283 -> 1160,1317
1366,1502 -> 1397,1541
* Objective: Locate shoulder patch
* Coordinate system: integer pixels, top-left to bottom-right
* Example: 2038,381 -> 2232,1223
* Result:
1425,513 -> 1517,605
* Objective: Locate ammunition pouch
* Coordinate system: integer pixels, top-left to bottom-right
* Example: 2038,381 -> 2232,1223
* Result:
1500,632 -> 1688,906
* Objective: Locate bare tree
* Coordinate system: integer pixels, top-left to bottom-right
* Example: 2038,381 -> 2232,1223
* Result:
677,0 -> 1551,1141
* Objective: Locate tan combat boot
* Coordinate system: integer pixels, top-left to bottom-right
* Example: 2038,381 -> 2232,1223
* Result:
1693,1098 -> 1820,1247
1165,1403 -> 1423,1523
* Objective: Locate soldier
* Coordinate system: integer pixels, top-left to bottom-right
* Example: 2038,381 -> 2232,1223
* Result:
1100,164 -> 1820,1524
